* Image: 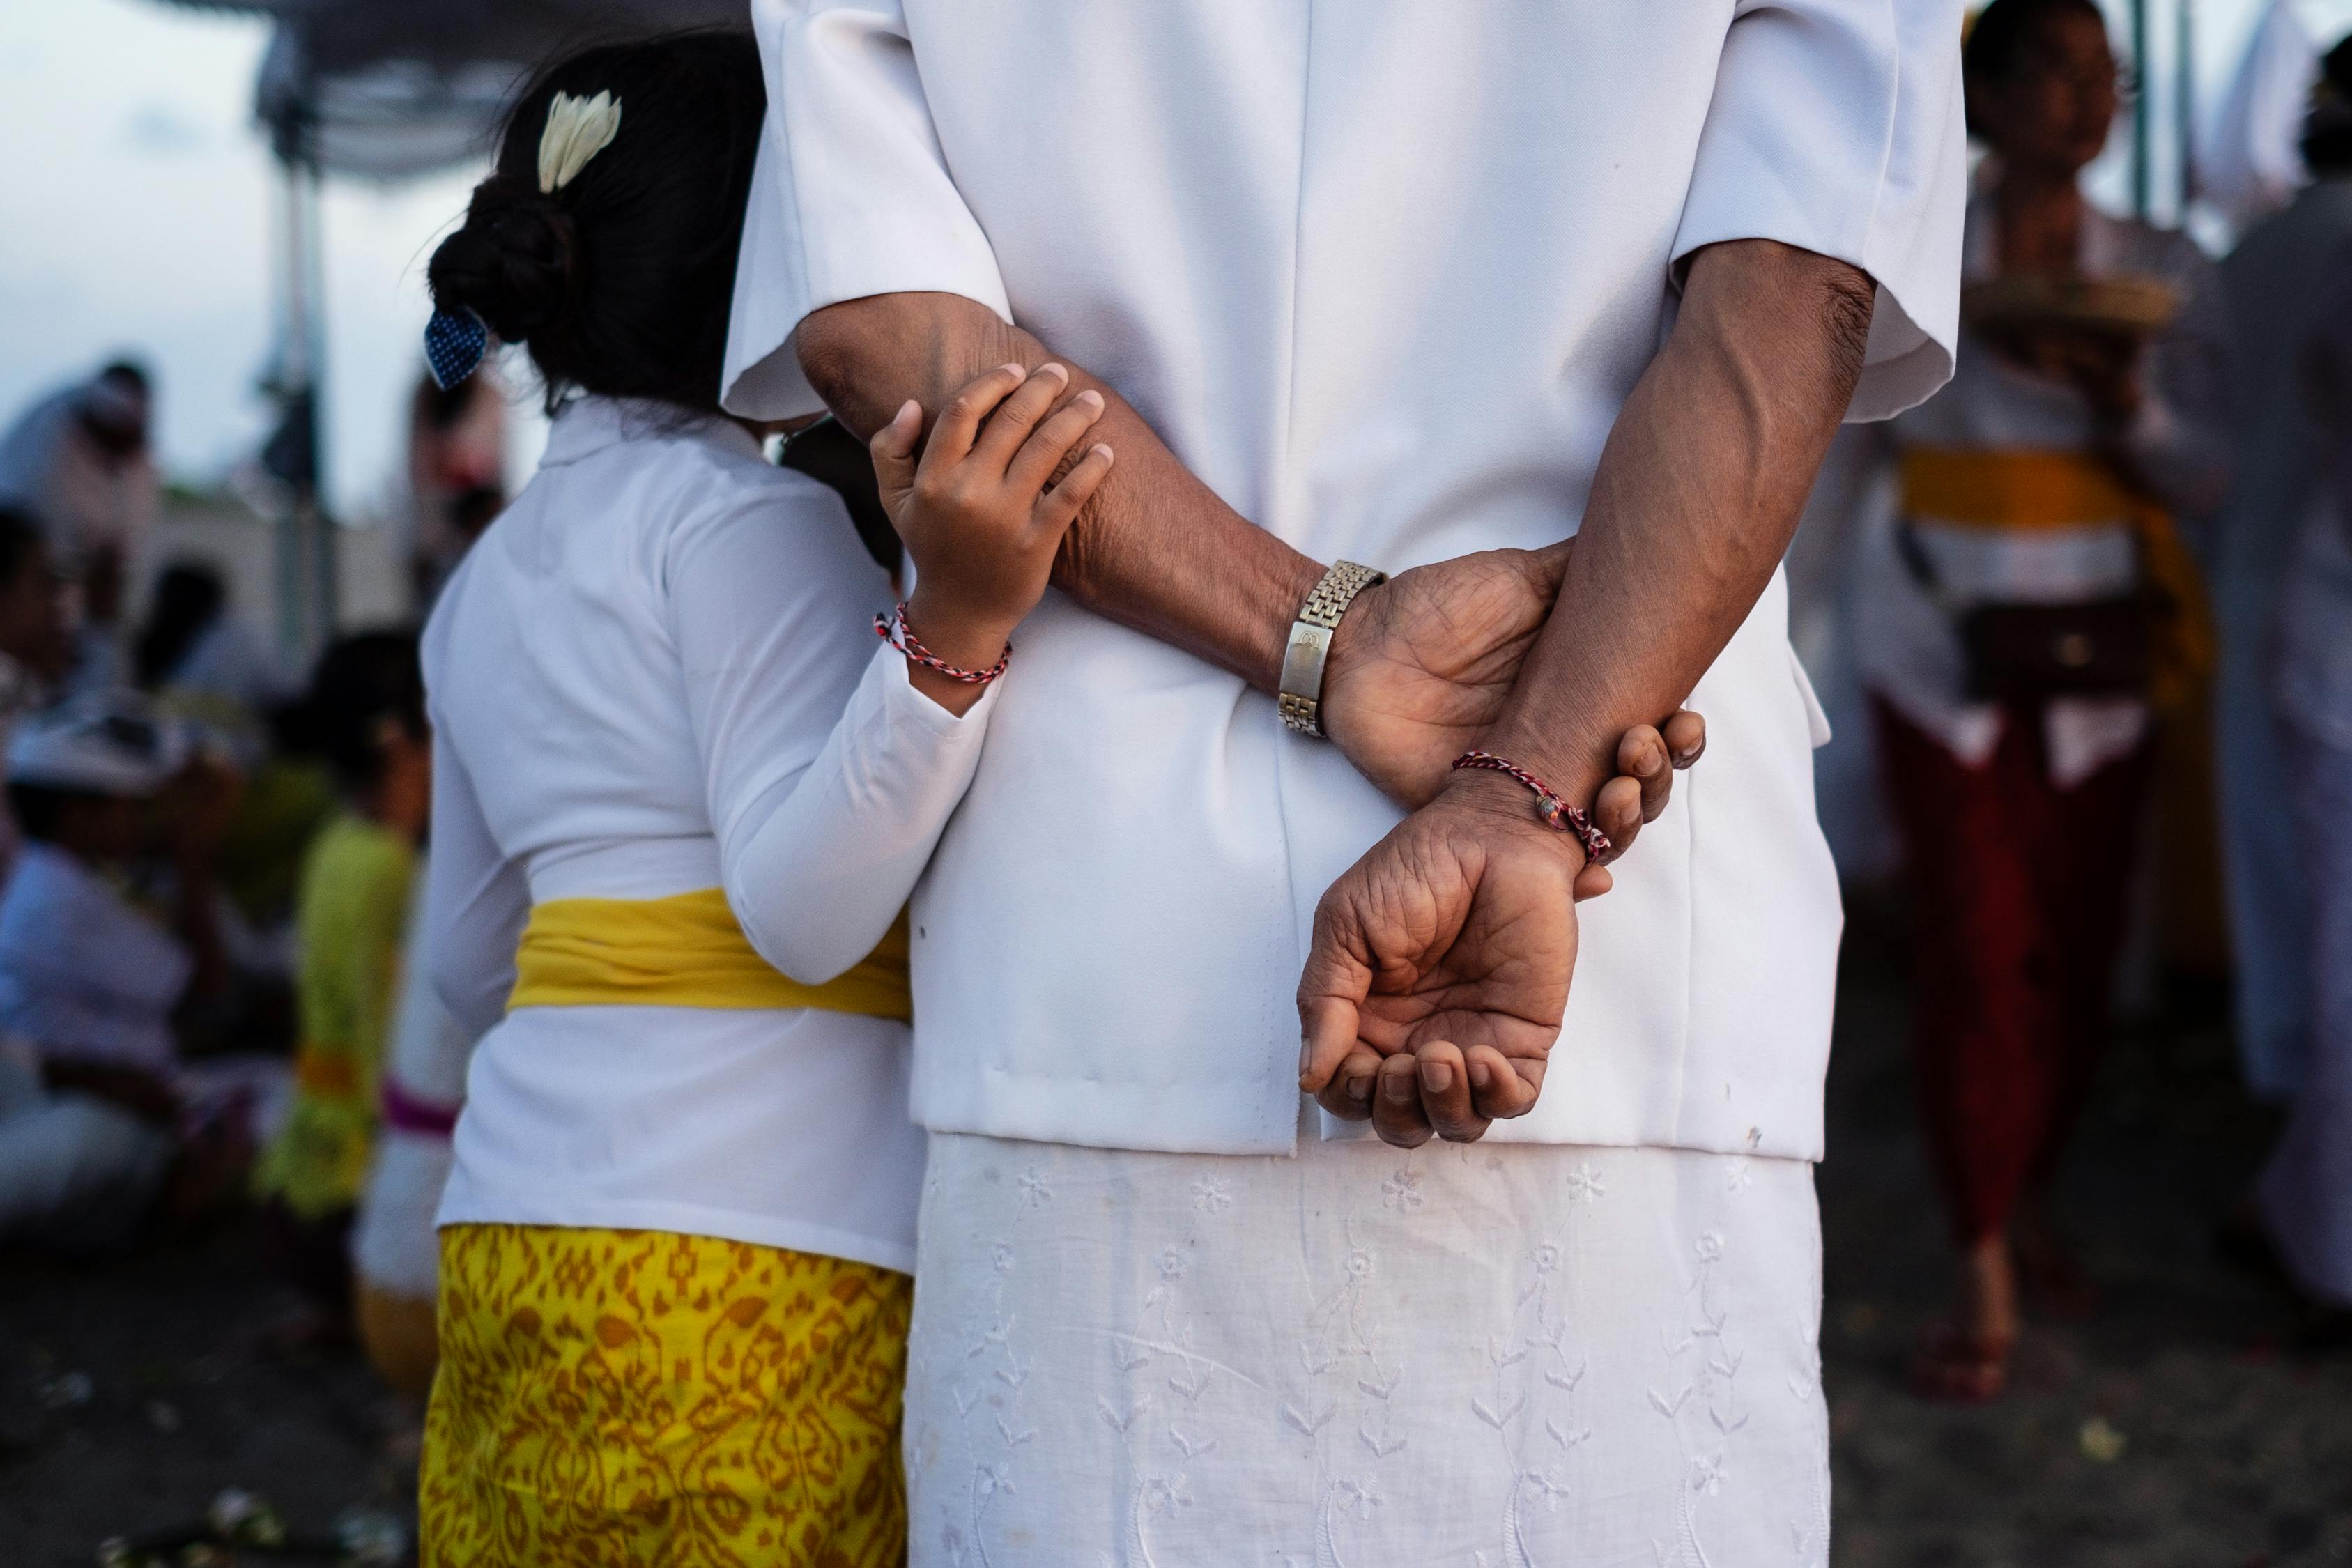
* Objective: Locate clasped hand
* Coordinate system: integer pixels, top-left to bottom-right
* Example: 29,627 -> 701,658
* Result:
1297,555 -> 1705,1148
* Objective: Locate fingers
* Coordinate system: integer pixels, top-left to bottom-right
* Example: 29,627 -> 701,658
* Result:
1663,709 -> 1706,768
1006,387 -> 1106,494
970,361 -> 1071,469
925,362 -> 1029,467
1593,774 -> 1644,861
1618,724 -> 1675,823
867,399 -> 921,516
1031,443 -> 1114,536
1313,1047 -> 1384,1121
1412,1040 -> 1490,1144
1466,1045 -> 1541,1122
1371,1052 -> 1435,1148
1571,863 -> 1613,902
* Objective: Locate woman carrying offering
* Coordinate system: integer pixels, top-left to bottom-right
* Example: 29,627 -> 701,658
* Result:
410,32 -> 1112,1565
1851,0 -> 2233,1399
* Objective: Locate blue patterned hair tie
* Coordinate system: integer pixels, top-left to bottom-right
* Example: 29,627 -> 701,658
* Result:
424,307 -> 489,391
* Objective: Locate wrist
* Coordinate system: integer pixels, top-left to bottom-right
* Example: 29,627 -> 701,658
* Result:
902,587 -> 1019,675
1434,769 -> 1590,870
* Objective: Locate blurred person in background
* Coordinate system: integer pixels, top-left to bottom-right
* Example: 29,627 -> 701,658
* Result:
0,693 -> 246,1254
136,559 -> 296,739
2214,37 -> 2352,1105
2237,241 -> 2352,1349
249,633 -> 429,1346
1845,0 -> 2233,1399
0,508 -> 75,875
0,361 -> 160,695
403,369 -> 505,615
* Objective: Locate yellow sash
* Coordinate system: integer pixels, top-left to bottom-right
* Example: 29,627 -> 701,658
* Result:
507,888 -> 911,1022
1900,445 -> 2214,710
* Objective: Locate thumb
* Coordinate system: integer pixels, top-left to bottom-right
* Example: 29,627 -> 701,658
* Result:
1297,908 -> 1376,1092
868,399 -> 921,519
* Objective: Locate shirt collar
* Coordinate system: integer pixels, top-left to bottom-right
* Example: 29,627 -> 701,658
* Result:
538,395 -> 764,470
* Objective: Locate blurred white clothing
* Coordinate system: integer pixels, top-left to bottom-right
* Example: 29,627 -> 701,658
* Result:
0,384 -> 158,571
352,866 -> 476,1301
2216,179 -> 2352,1098
0,1036 -> 174,1254
0,843 -> 189,1071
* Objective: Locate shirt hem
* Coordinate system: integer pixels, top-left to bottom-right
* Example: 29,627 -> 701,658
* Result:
432,1188 -> 916,1277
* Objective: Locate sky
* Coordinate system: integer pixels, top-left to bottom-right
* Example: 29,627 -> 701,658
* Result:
0,0 -> 2342,527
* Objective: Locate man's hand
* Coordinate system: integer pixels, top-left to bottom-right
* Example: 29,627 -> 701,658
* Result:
1298,240 -> 1876,1148
1322,544 -> 1707,895
1296,773 -> 1579,1145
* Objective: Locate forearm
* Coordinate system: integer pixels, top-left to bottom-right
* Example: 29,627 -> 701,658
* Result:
1464,241 -> 1871,827
798,292 -> 1320,690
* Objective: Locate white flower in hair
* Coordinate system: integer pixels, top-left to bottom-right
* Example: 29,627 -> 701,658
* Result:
537,91 -> 622,194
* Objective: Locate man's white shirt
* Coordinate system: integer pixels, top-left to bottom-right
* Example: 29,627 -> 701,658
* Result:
725,0 -> 1968,1162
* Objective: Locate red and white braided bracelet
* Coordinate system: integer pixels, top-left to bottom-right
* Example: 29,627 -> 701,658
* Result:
875,601 -> 1010,685
1450,750 -> 1613,862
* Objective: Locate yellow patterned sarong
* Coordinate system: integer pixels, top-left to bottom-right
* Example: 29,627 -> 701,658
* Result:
420,1224 -> 911,1568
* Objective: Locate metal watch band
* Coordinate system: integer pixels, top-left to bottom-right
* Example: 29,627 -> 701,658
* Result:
1277,560 -> 1387,737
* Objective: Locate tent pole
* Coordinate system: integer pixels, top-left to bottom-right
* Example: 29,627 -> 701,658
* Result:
2131,0 -> 2153,218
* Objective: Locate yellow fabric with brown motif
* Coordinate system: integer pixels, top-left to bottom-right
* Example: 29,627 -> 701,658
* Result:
1899,445 -> 2215,712
420,1224 -> 911,1568
507,889 -> 911,1022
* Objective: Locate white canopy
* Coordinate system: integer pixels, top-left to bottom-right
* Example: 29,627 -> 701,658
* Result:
164,0 -> 744,181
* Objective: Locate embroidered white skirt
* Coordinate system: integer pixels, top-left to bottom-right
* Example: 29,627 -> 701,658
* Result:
906,1128 -> 1830,1567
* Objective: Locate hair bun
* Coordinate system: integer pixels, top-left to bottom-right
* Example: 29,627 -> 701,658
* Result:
426,177 -> 576,344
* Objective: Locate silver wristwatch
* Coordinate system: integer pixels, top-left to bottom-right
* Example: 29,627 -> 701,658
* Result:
1277,560 -> 1386,737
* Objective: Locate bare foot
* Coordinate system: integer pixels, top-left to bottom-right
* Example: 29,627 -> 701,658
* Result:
1911,1234 -> 2018,1403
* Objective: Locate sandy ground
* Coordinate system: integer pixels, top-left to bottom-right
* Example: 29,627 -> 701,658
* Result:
3,924 -> 2349,1566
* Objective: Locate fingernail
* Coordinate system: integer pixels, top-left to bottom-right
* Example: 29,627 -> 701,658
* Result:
1076,388 -> 1103,408
1298,1037 -> 1314,1078
1469,1059 -> 1491,1090
1383,1071 -> 1415,1105
999,362 -> 1027,378
1038,362 -> 1068,380
1420,1060 -> 1454,1095
1347,1075 -> 1374,1103
1092,443 -> 1114,461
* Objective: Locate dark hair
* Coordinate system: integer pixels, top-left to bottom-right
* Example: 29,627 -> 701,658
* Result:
1964,0 -> 2107,86
134,560 -> 227,688
303,630 -> 426,794
2305,37 -> 2352,174
425,31 -> 766,416
97,360 -> 151,395
0,507 -> 47,589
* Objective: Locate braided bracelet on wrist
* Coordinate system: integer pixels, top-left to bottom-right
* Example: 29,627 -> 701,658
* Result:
875,601 -> 1010,685
1450,750 -> 1612,863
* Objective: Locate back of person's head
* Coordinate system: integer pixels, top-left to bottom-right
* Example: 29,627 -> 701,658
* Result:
6,690 -> 187,846
134,560 -> 229,689
303,630 -> 426,797
2305,36 -> 2352,175
425,31 -> 766,417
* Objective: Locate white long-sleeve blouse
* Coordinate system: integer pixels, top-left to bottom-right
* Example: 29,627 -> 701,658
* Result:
422,397 -> 997,1273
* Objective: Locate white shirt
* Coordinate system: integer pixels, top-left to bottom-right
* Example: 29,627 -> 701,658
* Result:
423,397 -> 999,1274
1852,199 -> 2234,785
723,0 -> 1966,1163
0,842 -> 190,1071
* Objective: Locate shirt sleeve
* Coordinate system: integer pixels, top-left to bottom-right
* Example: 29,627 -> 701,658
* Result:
668,486 -> 999,984
721,0 -> 1014,418
422,735 -> 528,1043
1671,0 -> 1970,422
